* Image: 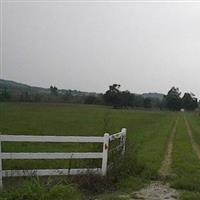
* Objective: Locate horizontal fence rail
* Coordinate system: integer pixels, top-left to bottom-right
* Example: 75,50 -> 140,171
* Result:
1,152 -> 103,160
0,128 -> 127,188
2,168 -> 102,177
109,131 -> 126,141
0,135 -> 104,143
109,128 -> 127,155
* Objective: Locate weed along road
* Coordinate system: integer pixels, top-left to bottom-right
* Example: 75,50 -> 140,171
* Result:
1,103 -> 200,199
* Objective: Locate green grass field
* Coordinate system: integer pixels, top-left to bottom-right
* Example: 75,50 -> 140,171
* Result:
1,103 -> 200,199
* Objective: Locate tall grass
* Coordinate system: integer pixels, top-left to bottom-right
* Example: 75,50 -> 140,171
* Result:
0,178 -> 82,200
0,103 -> 178,198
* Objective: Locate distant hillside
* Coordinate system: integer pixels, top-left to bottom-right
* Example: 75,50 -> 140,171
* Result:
0,79 -> 165,100
0,79 -> 99,96
0,79 -> 49,94
142,92 -> 164,100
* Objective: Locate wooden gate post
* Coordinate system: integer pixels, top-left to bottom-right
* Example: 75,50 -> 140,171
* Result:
101,133 -> 109,176
121,128 -> 127,155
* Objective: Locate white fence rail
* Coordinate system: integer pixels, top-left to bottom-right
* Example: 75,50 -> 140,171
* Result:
0,128 -> 127,188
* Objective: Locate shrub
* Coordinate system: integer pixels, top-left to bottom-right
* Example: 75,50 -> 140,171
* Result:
69,142 -> 148,194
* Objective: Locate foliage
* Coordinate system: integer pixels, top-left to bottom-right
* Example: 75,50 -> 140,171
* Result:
103,84 -> 156,109
104,84 -> 121,108
0,179 -> 82,200
165,87 -> 182,111
68,143 -> 147,194
182,93 -> 198,111
84,95 -> 103,105
50,86 -> 58,96
20,91 -> 32,102
0,88 -> 11,101
143,98 -> 152,108
63,90 -> 73,102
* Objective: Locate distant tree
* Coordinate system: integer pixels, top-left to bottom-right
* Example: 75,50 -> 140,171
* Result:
143,98 -> 152,108
134,95 -> 144,107
165,87 -> 182,111
118,91 -> 134,107
50,86 -> 58,96
20,91 -> 31,102
104,84 -> 121,108
84,95 -> 99,104
182,92 -> 198,110
159,97 -> 167,110
63,90 -> 73,102
104,84 -> 140,108
33,93 -> 42,102
150,98 -> 162,109
0,88 -> 11,101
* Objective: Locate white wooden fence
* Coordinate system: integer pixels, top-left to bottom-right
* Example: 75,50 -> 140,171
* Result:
0,128 -> 126,188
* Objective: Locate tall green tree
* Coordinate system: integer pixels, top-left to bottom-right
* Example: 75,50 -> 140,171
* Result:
0,87 -> 11,101
20,91 -> 31,102
104,84 -> 121,108
63,90 -> 73,102
143,98 -> 152,108
165,87 -> 182,111
182,92 -> 198,110
50,86 -> 58,96
118,91 -> 134,107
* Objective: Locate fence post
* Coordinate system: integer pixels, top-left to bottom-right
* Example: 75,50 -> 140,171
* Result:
121,128 -> 127,155
0,134 -> 2,189
101,133 -> 109,176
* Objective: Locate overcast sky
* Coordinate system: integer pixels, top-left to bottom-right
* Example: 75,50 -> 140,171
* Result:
1,0 -> 200,96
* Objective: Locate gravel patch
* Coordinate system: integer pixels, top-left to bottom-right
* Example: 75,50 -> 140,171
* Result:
130,181 -> 179,200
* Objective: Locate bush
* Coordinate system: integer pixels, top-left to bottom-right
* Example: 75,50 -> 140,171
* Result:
107,142 -> 146,181
69,142 -> 148,194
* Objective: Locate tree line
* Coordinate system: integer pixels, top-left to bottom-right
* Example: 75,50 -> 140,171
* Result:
103,84 -> 199,111
0,84 -> 199,111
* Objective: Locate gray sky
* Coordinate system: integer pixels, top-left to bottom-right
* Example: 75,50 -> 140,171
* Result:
1,1 -> 200,96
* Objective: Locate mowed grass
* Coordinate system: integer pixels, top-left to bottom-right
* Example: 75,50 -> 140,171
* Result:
0,103 -> 176,192
185,112 -> 200,148
170,114 -> 200,199
0,103 -> 175,168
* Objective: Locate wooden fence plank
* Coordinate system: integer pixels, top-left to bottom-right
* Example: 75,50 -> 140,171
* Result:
0,135 -> 103,143
109,131 -> 125,141
2,168 -> 102,177
1,152 -> 103,160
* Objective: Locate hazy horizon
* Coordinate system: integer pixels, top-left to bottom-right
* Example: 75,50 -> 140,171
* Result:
1,1 -> 200,97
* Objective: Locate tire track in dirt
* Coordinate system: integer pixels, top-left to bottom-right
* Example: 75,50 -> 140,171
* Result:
130,118 -> 180,200
99,118 -> 181,200
184,115 -> 200,160
159,118 -> 178,178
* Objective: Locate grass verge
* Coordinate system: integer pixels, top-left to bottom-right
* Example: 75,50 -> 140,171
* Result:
170,114 -> 200,199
